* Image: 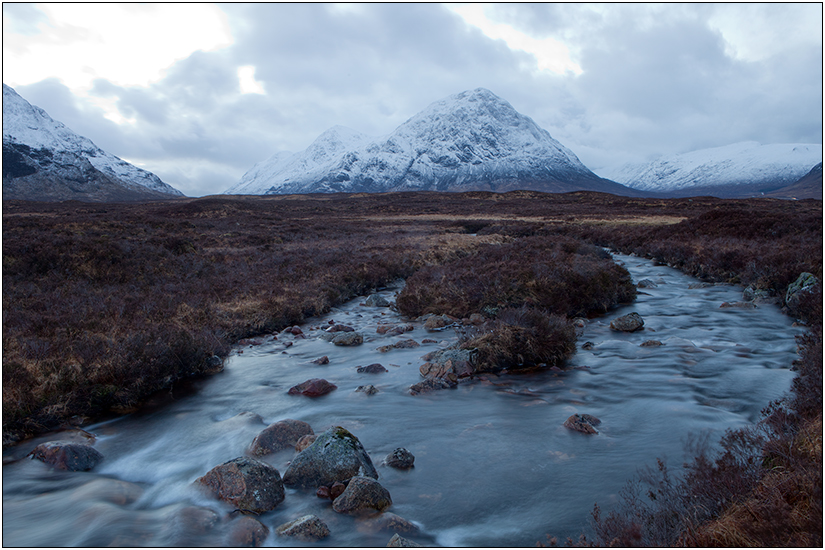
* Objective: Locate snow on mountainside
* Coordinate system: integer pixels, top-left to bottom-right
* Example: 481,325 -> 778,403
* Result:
228,88 -> 636,196
3,84 -> 182,201
600,142 -> 822,196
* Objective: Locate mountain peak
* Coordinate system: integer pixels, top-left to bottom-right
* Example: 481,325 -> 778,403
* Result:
228,88 -> 636,196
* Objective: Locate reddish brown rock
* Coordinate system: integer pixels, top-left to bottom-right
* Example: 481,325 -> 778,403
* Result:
288,378 -> 337,397
29,441 -> 103,471
248,419 -> 314,456
311,355 -> 330,365
196,457 -> 285,513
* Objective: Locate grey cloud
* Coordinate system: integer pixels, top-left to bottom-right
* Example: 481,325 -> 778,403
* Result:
9,3 -> 820,195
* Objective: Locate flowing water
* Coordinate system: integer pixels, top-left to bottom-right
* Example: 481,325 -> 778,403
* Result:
3,254 -> 803,547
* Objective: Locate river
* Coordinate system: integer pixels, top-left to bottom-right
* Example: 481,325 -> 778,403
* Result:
2,253 -> 803,547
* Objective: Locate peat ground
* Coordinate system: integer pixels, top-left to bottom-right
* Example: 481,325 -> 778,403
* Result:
3,190 -> 822,545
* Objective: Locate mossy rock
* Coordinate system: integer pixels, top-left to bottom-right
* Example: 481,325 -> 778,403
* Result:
282,427 -> 378,489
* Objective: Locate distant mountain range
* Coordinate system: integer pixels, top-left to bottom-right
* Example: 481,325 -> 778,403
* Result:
600,141 -> 822,199
3,84 -> 182,202
3,84 -> 820,202
225,88 -> 637,196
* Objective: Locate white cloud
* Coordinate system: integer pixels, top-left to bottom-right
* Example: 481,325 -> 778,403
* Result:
238,66 -> 265,95
3,3 -> 233,90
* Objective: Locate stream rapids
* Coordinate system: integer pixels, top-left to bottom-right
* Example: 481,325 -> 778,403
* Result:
2,253 -> 803,547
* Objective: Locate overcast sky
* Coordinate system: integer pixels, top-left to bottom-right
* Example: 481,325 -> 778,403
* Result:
3,3 -> 822,196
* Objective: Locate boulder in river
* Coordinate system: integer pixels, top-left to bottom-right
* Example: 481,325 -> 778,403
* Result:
310,355 -> 330,365
248,419 -> 314,456
196,457 -> 285,513
332,475 -> 392,515
288,378 -> 337,397
609,312 -> 644,332
384,448 -> 415,469
332,332 -> 364,346
282,426 -> 378,489
563,414 -> 601,435
637,278 -> 658,288
29,441 -> 103,471
275,514 -> 331,541
365,294 -> 391,307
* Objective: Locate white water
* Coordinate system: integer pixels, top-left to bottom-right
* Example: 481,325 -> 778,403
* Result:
2,254 -> 802,547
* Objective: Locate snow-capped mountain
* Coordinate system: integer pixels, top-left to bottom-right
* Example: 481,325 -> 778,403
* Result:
600,142 -> 822,198
227,88 -> 637,196
3,84 -> 183,202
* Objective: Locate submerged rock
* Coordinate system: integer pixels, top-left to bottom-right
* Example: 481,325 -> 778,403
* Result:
357,363 -> 388,373
637,279 -> 658,288
275,514 -> 331,541
360,512 -> 420,535
282,426 -> 378,489
288,378 -> 337,397
356,384 -> 380,395
332,475 -> 392,515
310,355 -> 330,365
720,301 -> 757,309
609,312 -> 644,332
227,516 -> 269,547
640,340 -> 663,347
196,457 -> 285,513
29,441 -> 103,471
248,419 -> 314,456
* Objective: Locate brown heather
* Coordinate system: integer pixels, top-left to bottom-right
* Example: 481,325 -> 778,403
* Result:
3,190 -> 822,547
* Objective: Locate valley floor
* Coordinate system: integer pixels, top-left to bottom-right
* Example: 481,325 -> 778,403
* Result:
3,190 -> 822,545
